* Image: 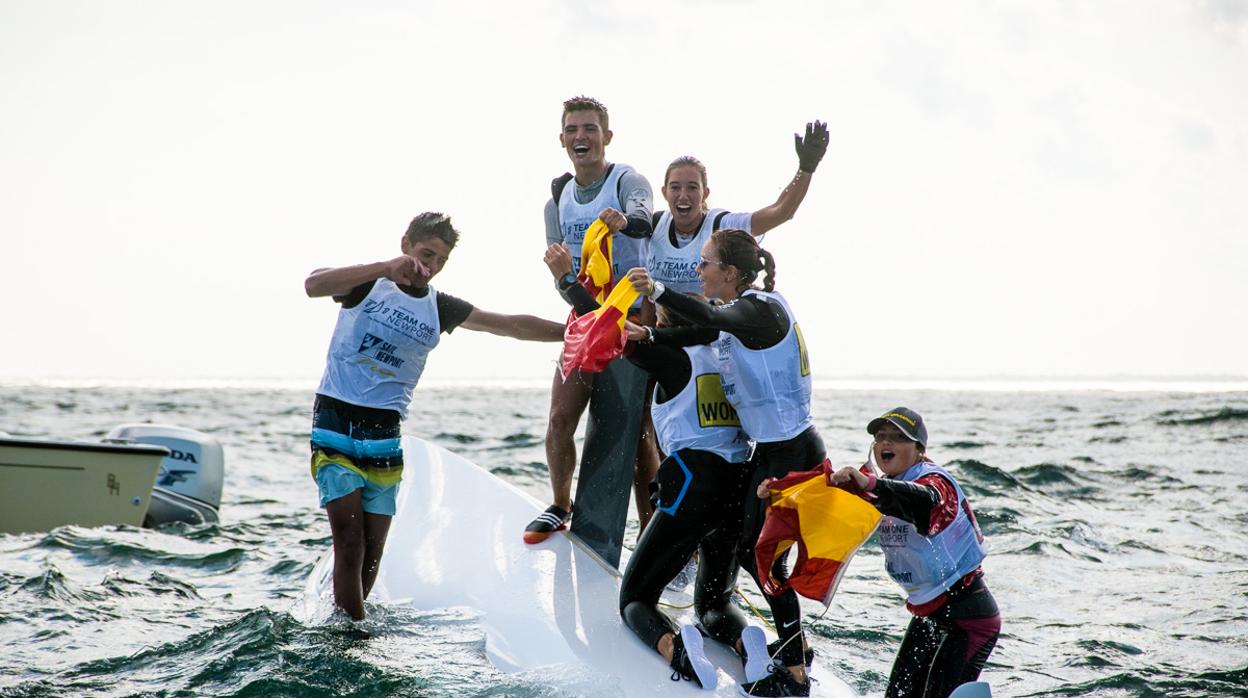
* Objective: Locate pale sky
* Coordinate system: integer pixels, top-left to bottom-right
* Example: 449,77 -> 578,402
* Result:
2,0 -> 1246,382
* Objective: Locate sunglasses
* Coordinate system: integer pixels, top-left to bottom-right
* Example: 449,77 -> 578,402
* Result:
696,257 -> 725,271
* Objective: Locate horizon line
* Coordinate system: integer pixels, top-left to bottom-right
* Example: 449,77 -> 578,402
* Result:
3,375 -> 1248,393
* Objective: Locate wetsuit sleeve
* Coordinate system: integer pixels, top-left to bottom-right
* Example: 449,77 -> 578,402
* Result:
545,198 -> 562,248
435,292 -> 475,334
624,343 -> 692,400
867,475 -> 945,536
558,281 -> 600,316
652,326 -> 720,347
654,292 -> 788,350
334,280 -> 377,309
618,169 -> 654,239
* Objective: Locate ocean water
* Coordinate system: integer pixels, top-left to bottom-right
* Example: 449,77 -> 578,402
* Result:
1,381 -> 1246,697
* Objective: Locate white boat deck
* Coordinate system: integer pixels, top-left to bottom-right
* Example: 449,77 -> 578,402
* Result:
299,436 -> 859,696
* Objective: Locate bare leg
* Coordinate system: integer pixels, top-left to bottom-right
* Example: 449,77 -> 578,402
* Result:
360,512 -> 393,598
657,631 -> 676,661
325,490 -> 367,620
544,366 -> 593,511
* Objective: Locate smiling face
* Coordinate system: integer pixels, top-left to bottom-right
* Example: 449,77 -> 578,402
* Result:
872,423 -> 923,477
662,164 -> 709,234
559,109 -> 611,175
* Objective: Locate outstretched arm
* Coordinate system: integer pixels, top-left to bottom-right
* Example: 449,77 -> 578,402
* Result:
304,256 -> 429,298
749,120 -> 829,237
459,308 -> 565,341
624,267 -> 786,347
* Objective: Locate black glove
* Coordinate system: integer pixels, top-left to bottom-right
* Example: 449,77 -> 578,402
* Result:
794,120 -> 829,173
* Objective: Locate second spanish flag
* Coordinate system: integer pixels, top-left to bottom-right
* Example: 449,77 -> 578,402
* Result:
755,460 -> 882,605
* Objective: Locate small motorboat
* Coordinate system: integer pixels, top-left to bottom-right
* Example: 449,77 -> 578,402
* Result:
107,424 -> 224,528
0,424 -> 224,535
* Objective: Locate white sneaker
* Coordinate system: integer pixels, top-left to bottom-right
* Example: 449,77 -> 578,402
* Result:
677,623 -> 717,690
740,625 -> 770,682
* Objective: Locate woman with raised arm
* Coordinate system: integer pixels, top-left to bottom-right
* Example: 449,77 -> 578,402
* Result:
645,121 -> 828,297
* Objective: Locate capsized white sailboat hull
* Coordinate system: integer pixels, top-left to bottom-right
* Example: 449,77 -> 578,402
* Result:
298,436 -> 858,696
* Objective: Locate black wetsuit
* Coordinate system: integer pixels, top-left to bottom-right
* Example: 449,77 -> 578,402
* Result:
560,282 -> 755,652
857,472 -> 1001,698
619,443 -> 755,651
652,290 -> 823,668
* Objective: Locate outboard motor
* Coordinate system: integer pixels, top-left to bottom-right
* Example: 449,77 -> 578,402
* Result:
106,424 -> 224,526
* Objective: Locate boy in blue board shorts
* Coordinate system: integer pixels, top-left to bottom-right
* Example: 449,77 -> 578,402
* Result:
305,212 -> 565,619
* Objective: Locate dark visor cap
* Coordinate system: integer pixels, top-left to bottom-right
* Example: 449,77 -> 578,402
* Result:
867,407 -> 928,449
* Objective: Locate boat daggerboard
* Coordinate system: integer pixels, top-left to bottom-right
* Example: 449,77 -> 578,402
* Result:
571,356 -> 648,568
297,436 -> 858,697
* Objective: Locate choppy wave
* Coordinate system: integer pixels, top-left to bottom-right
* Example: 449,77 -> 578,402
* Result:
1155,407 -> 1248,426
1,384 -> 1245,697
36,527 -> 250,572
940,440 -> 986,449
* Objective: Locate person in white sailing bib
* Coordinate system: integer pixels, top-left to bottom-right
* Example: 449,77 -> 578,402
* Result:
646,121 -> 828,297
528,96 -> 661,546
545,243 -> 770,689
830,408 -> 1001,698
625,229 -> 825,697
304,212 -> 565,620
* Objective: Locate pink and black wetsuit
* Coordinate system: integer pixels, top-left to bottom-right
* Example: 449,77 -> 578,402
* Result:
850,464 -> 1002,698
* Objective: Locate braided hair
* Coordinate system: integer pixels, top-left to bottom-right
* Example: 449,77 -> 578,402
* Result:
710,228 -> 776,294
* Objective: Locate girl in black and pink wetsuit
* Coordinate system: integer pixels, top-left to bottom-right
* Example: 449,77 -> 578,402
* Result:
830,408 -> 1001,698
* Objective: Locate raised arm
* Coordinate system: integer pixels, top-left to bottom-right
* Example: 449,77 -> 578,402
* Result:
749,120 -> 829,237
304,256 -> 428,298
459,308 -> 565,342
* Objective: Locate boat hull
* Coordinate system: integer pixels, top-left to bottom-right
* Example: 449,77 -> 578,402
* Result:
0,438 -> 167,534
298,436 -> 857,697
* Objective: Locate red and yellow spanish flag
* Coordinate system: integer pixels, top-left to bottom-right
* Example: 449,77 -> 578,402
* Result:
560,219 -> 637,379
560,280 -> 638,380
755,460 -> 882,605
579,219 -> 615,303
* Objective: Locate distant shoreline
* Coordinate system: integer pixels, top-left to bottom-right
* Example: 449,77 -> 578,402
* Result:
4,376 -> 1248,393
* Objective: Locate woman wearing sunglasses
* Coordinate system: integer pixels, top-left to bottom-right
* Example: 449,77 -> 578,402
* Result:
829,408 -> 1000,698
625,229 -> 821,697
544,242 -> 770,690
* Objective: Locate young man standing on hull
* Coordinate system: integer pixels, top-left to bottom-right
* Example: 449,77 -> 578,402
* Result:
305,213 -> 565,620
524,96 -> 659,559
